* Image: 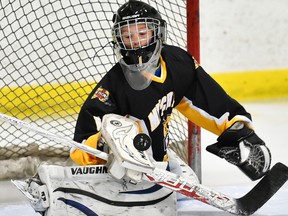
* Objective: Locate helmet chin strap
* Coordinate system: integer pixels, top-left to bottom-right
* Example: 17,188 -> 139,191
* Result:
137,55 -> 153,79
138,55 -> 143,65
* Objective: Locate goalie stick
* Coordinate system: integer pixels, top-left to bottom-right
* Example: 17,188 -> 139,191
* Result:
0,112 -> 108,161
1,112 -> 287,215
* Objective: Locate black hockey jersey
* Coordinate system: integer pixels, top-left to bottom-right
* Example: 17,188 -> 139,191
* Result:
73,44 -> 252,162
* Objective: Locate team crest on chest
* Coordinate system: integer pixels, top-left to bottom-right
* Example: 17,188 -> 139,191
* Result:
92,86 -> 110,102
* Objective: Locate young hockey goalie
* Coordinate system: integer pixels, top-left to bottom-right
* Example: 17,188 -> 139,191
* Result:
14,1 -> 272,215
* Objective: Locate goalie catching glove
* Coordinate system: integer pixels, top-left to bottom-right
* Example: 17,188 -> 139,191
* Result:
71,114 -> 154,183
101,114 -> 155,183
206,122 -> 271,180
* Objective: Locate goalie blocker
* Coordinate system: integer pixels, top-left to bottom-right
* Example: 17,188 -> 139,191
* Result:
206,122 -> 271,180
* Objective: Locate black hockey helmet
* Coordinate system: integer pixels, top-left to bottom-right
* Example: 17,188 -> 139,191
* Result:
112,0 -> 163,24
111,0 -> 167,90
112,0 -> 166,63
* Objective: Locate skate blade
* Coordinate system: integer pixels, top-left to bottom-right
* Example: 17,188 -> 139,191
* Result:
11,179 -> 38,203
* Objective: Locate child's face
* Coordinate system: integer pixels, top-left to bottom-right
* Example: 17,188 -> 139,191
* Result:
120,23 -> 153,49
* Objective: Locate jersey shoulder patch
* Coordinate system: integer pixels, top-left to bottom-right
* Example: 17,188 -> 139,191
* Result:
91,86 -> 110,102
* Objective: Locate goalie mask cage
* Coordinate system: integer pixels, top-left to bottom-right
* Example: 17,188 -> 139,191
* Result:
0,0 -> 201,180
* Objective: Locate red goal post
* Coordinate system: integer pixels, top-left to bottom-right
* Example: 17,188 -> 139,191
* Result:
187,0 -> 202,182
0,0 -> 201,180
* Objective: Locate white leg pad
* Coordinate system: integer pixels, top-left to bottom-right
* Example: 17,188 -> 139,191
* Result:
34,164 -> 177,216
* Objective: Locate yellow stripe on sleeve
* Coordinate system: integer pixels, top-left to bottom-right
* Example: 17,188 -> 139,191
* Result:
176,97 -> 252,135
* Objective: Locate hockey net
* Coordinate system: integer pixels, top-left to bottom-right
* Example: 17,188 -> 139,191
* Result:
0,0 -> 193,180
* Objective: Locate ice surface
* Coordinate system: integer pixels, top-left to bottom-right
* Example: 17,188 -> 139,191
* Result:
177,183 -> 288,216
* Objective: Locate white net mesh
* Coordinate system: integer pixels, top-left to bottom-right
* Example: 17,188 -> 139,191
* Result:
0,0 -> 188,179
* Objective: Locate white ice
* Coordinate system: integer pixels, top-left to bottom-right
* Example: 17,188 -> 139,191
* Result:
1,100 -> 288,216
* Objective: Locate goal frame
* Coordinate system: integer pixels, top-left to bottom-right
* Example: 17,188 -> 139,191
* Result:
187,0 -> 201,182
